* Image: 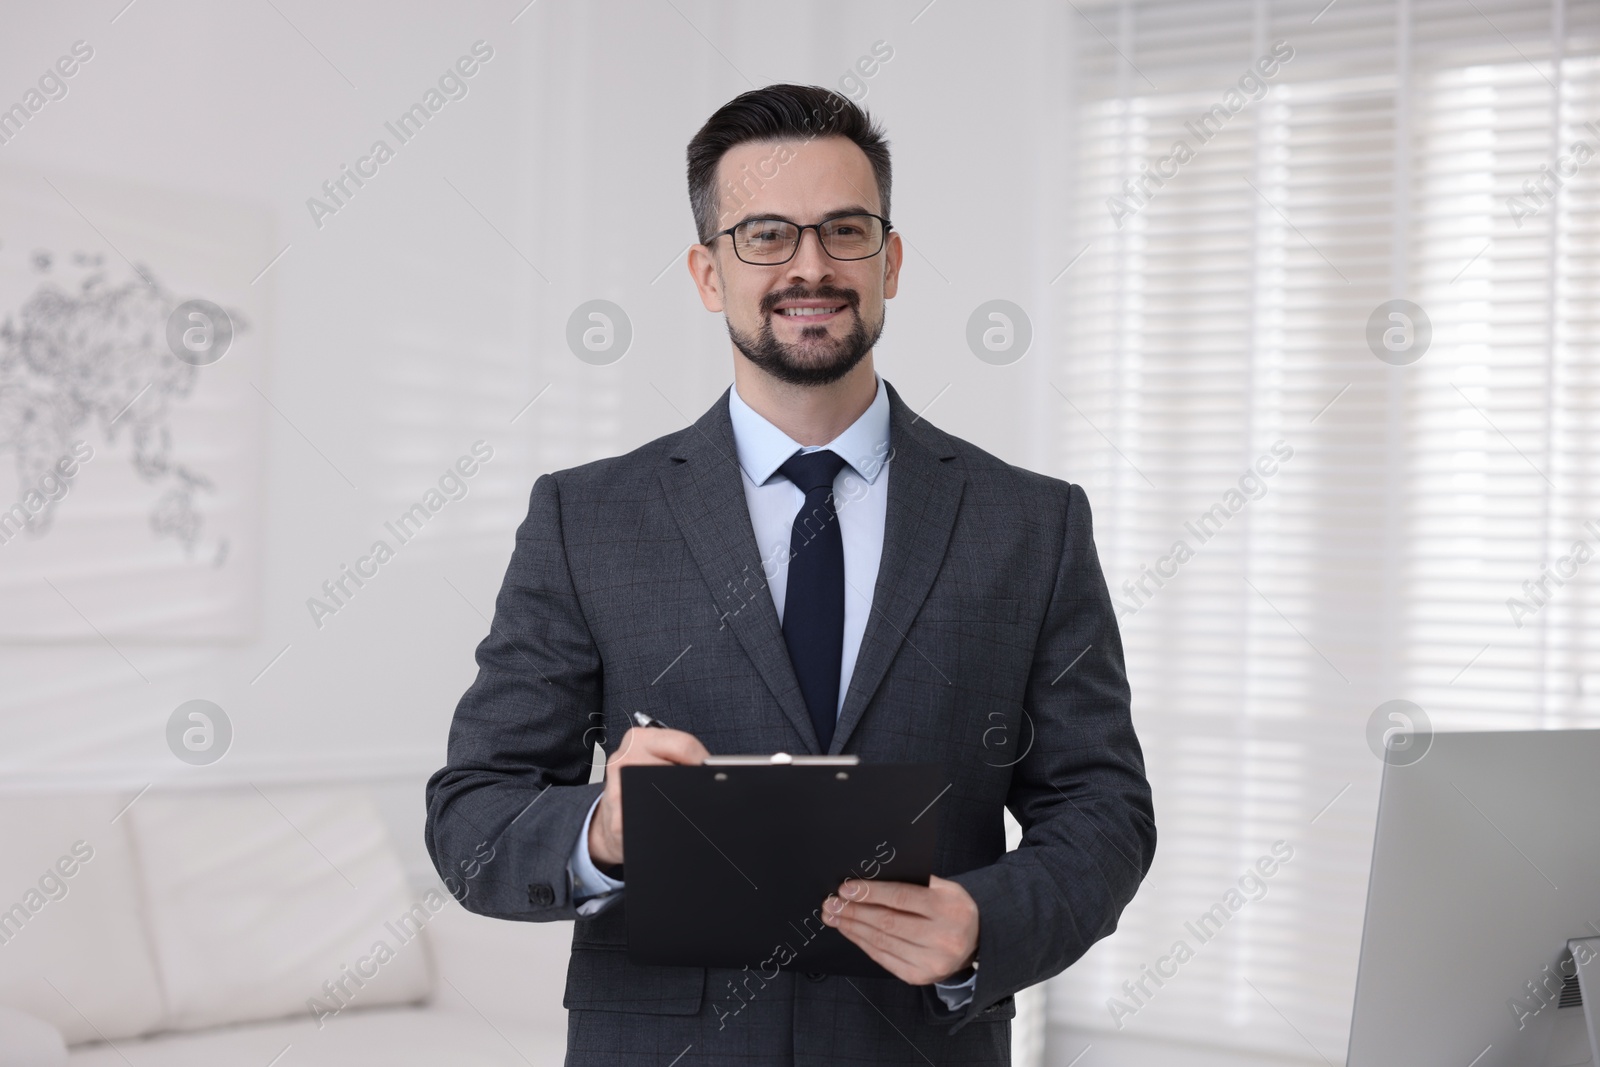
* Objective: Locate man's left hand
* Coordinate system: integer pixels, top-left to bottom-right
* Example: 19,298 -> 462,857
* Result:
821,874 -> 979,986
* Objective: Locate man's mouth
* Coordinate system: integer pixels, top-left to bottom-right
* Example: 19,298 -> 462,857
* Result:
773,302 -> 848,320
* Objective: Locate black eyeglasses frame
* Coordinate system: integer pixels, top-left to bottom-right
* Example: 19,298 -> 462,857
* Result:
708,212 -> 893,265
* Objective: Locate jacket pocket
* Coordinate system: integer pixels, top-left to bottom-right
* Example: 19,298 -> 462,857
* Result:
562,945 -> 706,1015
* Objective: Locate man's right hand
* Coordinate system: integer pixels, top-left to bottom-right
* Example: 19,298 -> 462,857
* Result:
588,724 -> 710,870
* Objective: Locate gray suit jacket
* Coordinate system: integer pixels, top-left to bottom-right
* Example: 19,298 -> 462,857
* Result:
424,378 -> 1156,1066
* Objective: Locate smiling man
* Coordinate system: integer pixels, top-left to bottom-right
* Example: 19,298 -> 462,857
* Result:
425,84 -> 1155,1066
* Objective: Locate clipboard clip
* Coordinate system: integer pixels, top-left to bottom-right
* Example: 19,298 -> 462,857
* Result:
702,752 -> 861,766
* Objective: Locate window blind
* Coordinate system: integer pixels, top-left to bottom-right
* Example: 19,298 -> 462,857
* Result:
1050,0 -> 1600,1060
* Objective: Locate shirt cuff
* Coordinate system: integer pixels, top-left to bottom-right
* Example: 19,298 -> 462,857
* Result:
568,793 -> 625,913
933,968 -> 978,1011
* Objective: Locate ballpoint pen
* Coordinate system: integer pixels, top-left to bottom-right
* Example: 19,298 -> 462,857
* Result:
631,710 -> 669,730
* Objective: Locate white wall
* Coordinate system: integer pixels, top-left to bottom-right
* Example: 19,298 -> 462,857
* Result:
0,0 -> 1075,783
0,1 -> 1080,1058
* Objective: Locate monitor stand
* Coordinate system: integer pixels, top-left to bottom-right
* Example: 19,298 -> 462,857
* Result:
1574,937 -> 1600,1067
1534,939 -> 1600,1067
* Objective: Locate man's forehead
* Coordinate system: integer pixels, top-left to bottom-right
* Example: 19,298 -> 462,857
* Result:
715,136 -> 880,220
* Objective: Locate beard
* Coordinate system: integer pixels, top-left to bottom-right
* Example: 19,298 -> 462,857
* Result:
727,284 -> 884,387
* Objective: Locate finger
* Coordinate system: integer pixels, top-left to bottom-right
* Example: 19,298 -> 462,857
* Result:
609,728 -> 710,767
646,728 -> 710,765
828,906 -> 942,982
607,728 -> 646,765
826,897 -> 939,948
842,933 -> 920,985
828,904 -> 921,971
605,727 -> 685,766
832,899 -> 974,984
834,878 -> 935,916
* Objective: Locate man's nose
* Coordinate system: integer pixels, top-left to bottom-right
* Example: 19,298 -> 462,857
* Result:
785,227 -> 836,283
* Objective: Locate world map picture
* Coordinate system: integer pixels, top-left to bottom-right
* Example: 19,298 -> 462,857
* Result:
0,250 -> 246,555
0,165 -> 270,640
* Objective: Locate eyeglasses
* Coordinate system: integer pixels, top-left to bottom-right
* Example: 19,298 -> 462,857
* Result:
710,213 -> 892,265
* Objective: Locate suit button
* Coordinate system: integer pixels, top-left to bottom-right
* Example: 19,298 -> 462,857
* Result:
805,971 -> 826,982
528,883 -> 555,906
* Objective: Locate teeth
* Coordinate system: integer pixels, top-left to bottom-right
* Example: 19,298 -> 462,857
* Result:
778,306 -> 841,316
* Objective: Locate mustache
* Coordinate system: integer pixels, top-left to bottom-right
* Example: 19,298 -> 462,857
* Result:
761,286 -> 859,314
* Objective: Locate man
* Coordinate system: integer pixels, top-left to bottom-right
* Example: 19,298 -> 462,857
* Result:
425,83 -> 1155,1066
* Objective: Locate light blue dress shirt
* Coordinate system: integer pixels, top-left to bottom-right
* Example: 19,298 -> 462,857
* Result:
564,373 -> 977,1010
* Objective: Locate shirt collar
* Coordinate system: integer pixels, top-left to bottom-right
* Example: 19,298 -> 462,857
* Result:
728,373 -> 891,488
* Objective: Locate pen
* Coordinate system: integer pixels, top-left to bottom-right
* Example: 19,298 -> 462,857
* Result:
632,710 -> 669,730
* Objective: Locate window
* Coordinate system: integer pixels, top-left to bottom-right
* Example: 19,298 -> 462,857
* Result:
1052,0 -> 1600,1058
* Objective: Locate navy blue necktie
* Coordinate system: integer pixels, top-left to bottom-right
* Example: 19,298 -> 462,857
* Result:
778,449 -> 848,753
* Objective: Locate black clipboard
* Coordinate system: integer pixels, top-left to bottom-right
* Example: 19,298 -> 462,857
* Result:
621,757 -> 944,977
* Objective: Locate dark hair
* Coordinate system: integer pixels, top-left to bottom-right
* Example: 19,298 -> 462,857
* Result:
686,83 -> 892,245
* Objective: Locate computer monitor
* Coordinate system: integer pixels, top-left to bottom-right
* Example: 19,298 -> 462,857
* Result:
1348,728 -> 1600,1066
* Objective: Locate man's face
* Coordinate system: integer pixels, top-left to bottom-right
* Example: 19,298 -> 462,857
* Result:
688,135 -> 902,386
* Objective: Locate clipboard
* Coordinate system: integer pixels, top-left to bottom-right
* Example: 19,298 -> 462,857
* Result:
621,757 -> 944,977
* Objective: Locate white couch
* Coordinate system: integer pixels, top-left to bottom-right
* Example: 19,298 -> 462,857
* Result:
0,784 -> 570,1066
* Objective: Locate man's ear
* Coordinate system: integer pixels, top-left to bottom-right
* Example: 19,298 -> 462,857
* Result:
881,231 -> 902,301
686,243 -> 726,313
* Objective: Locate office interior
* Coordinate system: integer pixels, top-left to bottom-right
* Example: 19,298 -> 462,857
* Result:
1,1 -> 1596,1064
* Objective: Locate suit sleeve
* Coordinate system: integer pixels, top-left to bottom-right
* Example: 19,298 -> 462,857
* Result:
932,481 -> 1157,1032
424,472 -> 609,921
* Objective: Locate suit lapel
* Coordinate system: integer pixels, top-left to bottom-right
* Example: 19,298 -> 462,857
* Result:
659,379 -> 964,757
661,387 -> 821,753
829,381 -> 963,754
